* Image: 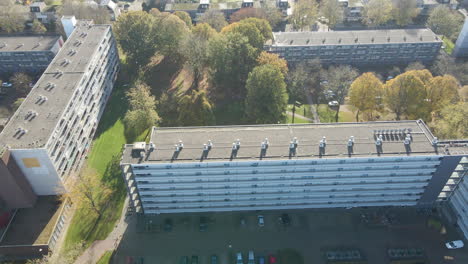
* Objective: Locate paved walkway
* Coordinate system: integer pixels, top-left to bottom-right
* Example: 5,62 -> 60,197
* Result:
306,93 -> 320,123
74,198 -> 129,264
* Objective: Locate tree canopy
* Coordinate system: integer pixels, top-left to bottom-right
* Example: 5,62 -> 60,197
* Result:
319,0 -> 343,28
32,20 -> 47,34
349,72 -> 384,122
432,102 -> 468,139
123,83 -> 160,140
324,65 -> 359,122
174,11 -> 192,28
362,0 -> 393,26
198,10 -> 228,31
426,74 -> 459,113
257,51 -> 288,76
392,0 -> 419,26
11,72 -> 32,97
290,0 -> 318,30
177,90 -> 215,126
427,5 -> 463,40
245,64 -> 288,124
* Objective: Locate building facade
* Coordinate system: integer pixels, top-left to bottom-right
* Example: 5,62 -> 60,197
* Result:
0,20 -> 119,208
0,35 -> 63,75
120,121 -> 467,215
265,29 -> 442,65
454,17 -> 468,58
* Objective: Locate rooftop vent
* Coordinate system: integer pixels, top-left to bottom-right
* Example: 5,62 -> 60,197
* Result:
230,139 -> 240,160
322,38 -> 326,44
354,37 -> 358,43
306,39 -> 310,44
347,136 -> 354,156
74,40 -> 82,47
45,82 -> 56,91
133,142 -> 146,162
387,37 -> 390,42
0,42 -> 6,49
432,137 -> 438,146
33,42 -> 42,49
371,37 -> 374,42
319,136 -> 326,156
375,135 -> 383,155
36,95 -> 48,105
261,138 -> 269,150
54,71 -> 63,79
148,141 -> 155,152
289,137 -> 298,158
338,38 -> 342,43
68,49 -> 77,56
201,140 -> 213,161
290,40 -> 294,45
61,59 -> 71,66
25,111 -> 38,121
403,36 -> 407,42
175,140 -> 184,152
13,128 -> 28,139
16,43 -> 24,49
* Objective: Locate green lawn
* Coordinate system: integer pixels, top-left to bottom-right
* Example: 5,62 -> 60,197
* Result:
287,104 -> 315,120
286,113 -> 311,124
97,251 -> 114,264
63,76 -> 129,250
317,104 -> 354,123
442,36 -> 455,55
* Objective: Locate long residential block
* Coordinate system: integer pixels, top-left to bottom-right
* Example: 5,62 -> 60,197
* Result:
265,29 -> 442,65
120,121 -> 467,215
0,35 -> 63,75
0,20 -> 119,208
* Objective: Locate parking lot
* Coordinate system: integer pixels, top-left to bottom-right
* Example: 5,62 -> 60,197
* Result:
113,207 -> 468,264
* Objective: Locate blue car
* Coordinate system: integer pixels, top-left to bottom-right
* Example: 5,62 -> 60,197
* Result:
258,256 -> 266,264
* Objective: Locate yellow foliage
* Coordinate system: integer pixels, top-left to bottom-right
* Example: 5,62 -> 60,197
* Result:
349,72 -> 384,121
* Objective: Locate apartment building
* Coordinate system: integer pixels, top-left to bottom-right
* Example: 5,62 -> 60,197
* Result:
0,20 -> 119,208
0,35 -> 63,75
265,29 -> 442,65
454,17 -> 468,58
120,120 -> 467,215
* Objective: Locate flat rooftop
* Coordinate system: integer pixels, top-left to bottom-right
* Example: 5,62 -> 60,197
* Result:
0,35 -> 61,52
121,120 -> 462,165
0,196 -> 63,246
0,22 -> 111,150
269,29 -> 442,46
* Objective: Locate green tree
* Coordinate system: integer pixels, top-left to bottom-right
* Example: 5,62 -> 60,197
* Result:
208,32 -> 258,101
192,23 -> 218,40
290,0 -> 318,30
154,13 -> 190,59
245,64 -> 288,124
384,71 -> 428,120
349,72 -> 384,122
198,10 -> 228,32
432,102 -> 468,139
460,85 -> 468,102
319,0 -> 343,28
157,92 -> 180,127
362,0 -> 393,26
324,65 -> 358,122
427,5 -> 463,40
221,21 -> 266,50
180,32 -> 211,87
237,17 -> 273,41
177,90 -> 215,126
31,19 -> 47,33
123,83 -> 160,140
11,72 -> 32,96
0,9 -> 25,33
286,60 -> 322,104
114,11 -> 157,67
392,0 -> 419,26
174,11 -> 192,28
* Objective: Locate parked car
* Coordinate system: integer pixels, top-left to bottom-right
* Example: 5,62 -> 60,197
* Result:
210,254 -> 218,264
446,240 -> 464,249
180,256 -> 189,264
328,101 -> 339,107
268,255 -> 277,264
191,255 -> 199,264
258,256 -> 266,264
163,218 -> 172,232
248,251 -> 255,264
257,215 -> 264,227
1,82 -> 12,88
236,252 -> 243,264
199,216 -> 208,232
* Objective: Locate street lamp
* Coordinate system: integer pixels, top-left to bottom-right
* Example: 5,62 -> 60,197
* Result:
291,101 -> 303,124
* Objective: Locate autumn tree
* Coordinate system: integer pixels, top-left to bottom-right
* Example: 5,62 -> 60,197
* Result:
264,6 -> 283,29
426,75 -> 459,114
245,64 -> 288,124
0,7 -> 26,33
192,23 -> 217,39
287,60 -> 322,104
432,102 -> 468,139
198,10 -> 228,31
69,166 -> 112,217
405,61 -> 425,71
257,51 -> 288,76
230,8 -> 268,23
31,19 -> 47,33
384,71 -> 427,120
114,11 -> 157,67
221,21 -> 265,50
319,0 -> 343,28
460,85 -> 468,102
427,5 -> 463,40
349,72 -> 384,122
177,90 -> 215,126
123,83 -> 160,140
324,65 -> 358,122
392,0 -> 419,26
362,0 -> 393,26
290,0 -> 318,30
174,11 -> 192,28
11,73 -> 32,96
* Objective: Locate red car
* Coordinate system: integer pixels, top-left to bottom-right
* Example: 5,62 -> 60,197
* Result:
268,255 -> 277,264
